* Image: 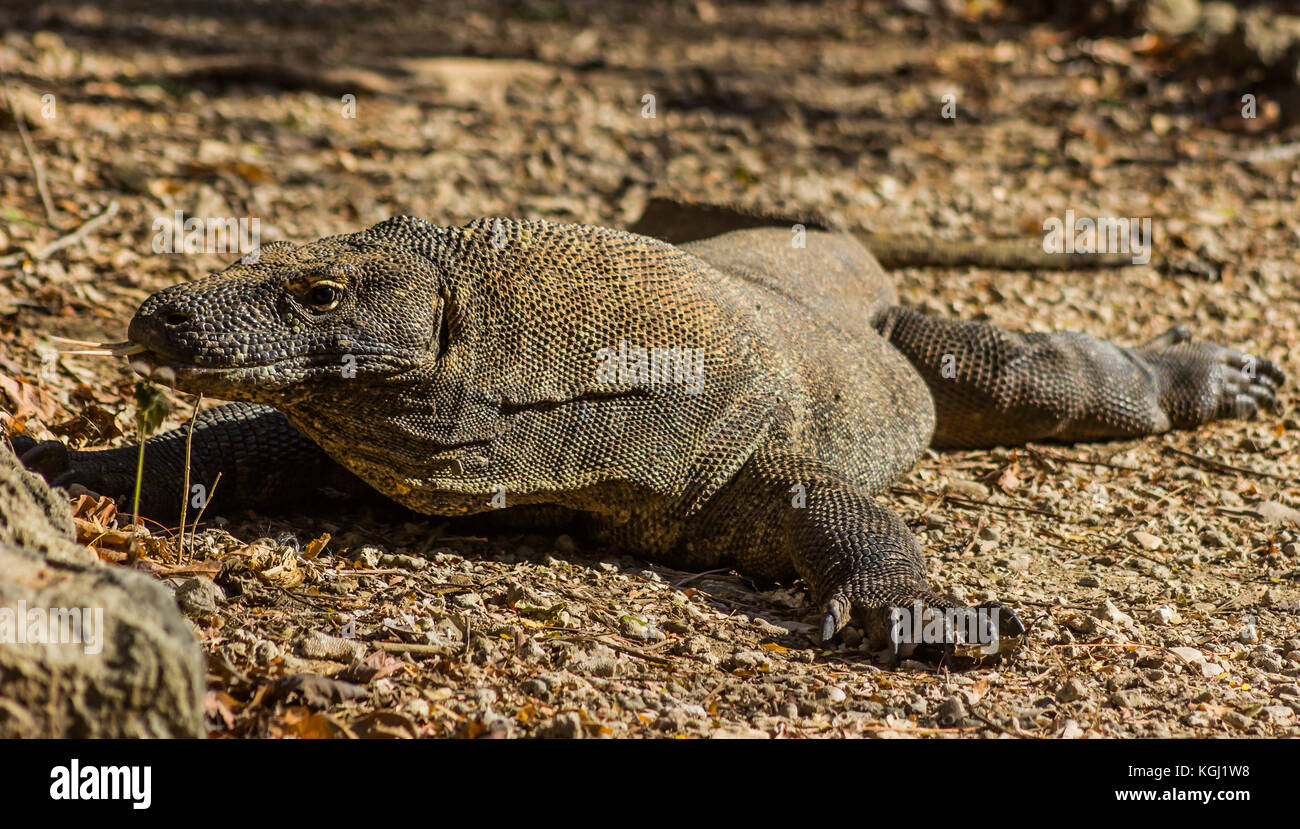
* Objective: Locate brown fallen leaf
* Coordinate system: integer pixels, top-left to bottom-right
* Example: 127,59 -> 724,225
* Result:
0,372 -> 59,422
70,492 -> 117,526
51,402 -> 122,442
302,532 -> 331,561
270,673 -> 368,708
275,707 -> 356,739
335,650 -> 404,684
350,711 -> 417,739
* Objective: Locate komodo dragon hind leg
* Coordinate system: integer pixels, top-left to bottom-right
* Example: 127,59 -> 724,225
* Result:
10,402 -> 380,524
874,307 -> 1285,449
688,449 -> 1024,658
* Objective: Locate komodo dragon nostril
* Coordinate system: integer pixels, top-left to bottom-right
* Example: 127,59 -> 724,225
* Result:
163,311 -> 191,327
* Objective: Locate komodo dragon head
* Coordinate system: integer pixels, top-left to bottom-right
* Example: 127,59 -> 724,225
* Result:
127,216 -> 448,401
122,215 -> 767,513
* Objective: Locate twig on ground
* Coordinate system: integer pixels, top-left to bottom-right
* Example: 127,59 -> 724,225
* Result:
2,79 -> 57,226
188,471 -> 222,544
178,395 -> 203,563
890,485 -> 1062,518
0,200 -> 119,267
1163,445 -> 1290,483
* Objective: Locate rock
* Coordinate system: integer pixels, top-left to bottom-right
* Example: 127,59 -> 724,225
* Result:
173,577 -> 225,621
1217,489 -> 1245,508
1200,661 -> 1227,679
619,614 -> 666,642
1201,2 -> 1237,40
553,534 -> 577,555
948,479 -> 990,500
1221,710 -> 1252,731
1198,530 -> 1229,548
1238,621 -> 1259,644
0,450 -> 205,737
1146,606 -> 1183,625
1252,501 -> 1300,526
818,685 -> 847,704
1111,690 -> 1151,708
1059,719 -> 1084,739
1078,574 -> 1102,588
377,552 -> 427,570
937,695 -> 966,726
1095,600 -> 1134,628
1138,0 -> 1202,38
1170,646 -> 1206,664
538,711 -> 584,738
1057,678 -> 1088,703
709,723 -> 769,739
1129,530 -> 1163,550
728,650 -> 772,672
297,630 -> 366,662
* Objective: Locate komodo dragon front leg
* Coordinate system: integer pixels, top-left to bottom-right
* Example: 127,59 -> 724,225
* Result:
686,449 -> 1021,650
874,307 -> 1285,448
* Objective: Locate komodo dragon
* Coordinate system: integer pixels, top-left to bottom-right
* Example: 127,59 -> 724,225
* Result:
12,204 -> 1285,652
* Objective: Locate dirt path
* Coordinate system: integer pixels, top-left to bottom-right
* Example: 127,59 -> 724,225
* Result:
1,0 -> 1297,737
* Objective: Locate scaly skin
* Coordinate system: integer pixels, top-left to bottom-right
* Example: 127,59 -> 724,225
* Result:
14,209 -> 1284,655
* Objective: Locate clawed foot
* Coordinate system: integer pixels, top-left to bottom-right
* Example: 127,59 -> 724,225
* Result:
1141,325 -> 1286,426
820,591 -> 1026,667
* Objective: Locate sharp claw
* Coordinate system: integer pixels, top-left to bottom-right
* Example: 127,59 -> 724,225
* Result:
1239,395 -> 1259,420
820,612 -> 837,644
888,623 -> 903,668
820,595 -> 850,643
998,605 -> 1027,638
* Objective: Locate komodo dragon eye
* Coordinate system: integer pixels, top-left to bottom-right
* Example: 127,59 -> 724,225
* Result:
306,281 -> 344,311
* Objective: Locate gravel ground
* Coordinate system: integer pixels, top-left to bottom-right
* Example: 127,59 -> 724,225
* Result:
1,0 -> 1297,738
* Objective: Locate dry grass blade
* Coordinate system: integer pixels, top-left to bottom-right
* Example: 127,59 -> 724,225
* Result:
49,336 -> 145,356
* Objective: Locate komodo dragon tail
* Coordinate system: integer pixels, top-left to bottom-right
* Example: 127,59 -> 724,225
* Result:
628,196 -> 1139,270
